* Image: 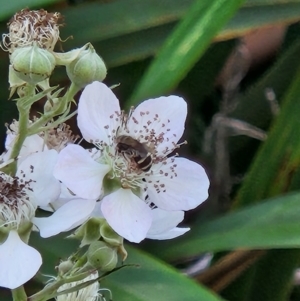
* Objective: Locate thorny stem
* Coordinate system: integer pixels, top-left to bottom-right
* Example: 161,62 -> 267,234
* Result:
28,269 -> 97,301
27,83 -> 80,136
32,109 -> 78,135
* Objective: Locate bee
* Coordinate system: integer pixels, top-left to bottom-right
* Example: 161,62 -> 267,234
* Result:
116,135 -> 152,172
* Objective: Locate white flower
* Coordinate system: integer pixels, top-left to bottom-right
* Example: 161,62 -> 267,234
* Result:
0,150 -> 57,289
91,202 -> 189,240
0,150 -> 94,289
1,120 -> 48,164
54,82 -> 210,243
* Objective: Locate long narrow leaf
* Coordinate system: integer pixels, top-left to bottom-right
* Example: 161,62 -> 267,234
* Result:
127,0 -> 245,104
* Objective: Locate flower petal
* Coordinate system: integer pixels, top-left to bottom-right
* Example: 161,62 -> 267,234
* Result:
54,144 -> 110,200
147,157 -> 210,211
4,134 -> 47,164
33,199 -> 96,238
0,231 -> 42,289
147,208 -> 189,240
101,188 -> 152,243
147,226 -> 189,240
17,150 -> 61,206
148,208 -> 184,234
127,95 -> 187,155
91,201 -> 104,218
78,81 -> 121,144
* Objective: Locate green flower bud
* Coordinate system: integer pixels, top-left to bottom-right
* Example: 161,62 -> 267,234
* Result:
87,241 -> 118,272
69,218 -> 105,247
11,43 -> 55,84
66,43 -> 107,88
100,221 -> 123,247
57,259 -> 73,275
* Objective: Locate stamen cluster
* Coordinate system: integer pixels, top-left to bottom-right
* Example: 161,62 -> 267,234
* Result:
2,8 -> 62,53
0,172 -> 36,229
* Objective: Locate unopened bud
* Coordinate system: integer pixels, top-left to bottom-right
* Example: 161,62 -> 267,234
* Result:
87,241 -> 117,272
11,44 -> 55,84
66,43 -> 106,88
100,221 -> 123,247
69,218 -> 104,247
57,259 -> 73,275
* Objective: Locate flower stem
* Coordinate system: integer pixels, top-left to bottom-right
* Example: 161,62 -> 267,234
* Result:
1,102 -> 30,176
12,286 -> 27,301
27,82 -> 80,136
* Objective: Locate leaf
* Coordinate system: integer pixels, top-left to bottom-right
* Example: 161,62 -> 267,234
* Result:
128,0 -> 245,105
102,245 -> 225,301
30,234 -> 225,301
143,192 -> 300,261
0,0 -> 63,20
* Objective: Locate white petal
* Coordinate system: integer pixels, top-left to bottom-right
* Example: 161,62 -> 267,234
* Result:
17,150 -> 61,206
78,81 -> 121,144
33,199 -> 96,238
0,231 -> 42,289
147,208 -> 189,240
91,201 -> 104,218
19,135 -> 47,156
54,144 -> 110,200
147,227 -> 190,240
127,95 -> 187,155
101,188 -> 152,243
148,208 -> 184,235
4,134 -> 47,165
18,135 -> 47,158
147,157 -> 210,211
4,131 -> 15,151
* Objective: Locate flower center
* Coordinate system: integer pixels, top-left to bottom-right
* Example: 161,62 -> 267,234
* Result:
0,172 -> 36,230
91,106 -> 184,192
39,122 -> 80,152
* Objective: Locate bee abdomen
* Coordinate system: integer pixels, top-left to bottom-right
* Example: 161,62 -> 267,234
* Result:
135,153 -> 152,172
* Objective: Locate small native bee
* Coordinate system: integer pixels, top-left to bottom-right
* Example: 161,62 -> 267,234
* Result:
116,135 -> 152,172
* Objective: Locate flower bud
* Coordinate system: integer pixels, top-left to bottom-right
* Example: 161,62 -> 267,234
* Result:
87,241 -> 118,272
57,259 -> 73,275
69,218 -> 104,247
66,43 -> 106,88
100,221 -> 123,247
11,44 -> 55,84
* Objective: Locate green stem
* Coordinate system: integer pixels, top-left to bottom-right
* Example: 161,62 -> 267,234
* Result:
27,83 -> 80,136
9,108 -> 29,161
12,286 -> 27,301
28,270 -> 94,301
1,106 -> 30,176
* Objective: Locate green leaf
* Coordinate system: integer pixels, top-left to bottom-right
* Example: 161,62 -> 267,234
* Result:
128,0 -> 245,105
222,28 -> 300,301
30,234 -> 225,301
0,0 -> 63,20
145,192 -> 300,261
102,245 -> 225,301
220,2 -> 300,41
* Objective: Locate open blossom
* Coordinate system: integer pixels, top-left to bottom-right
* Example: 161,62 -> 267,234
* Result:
0,147 -> 95,289
54,82 -> 210,243
0,150 -> 59,289
0,120 -> 48,164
